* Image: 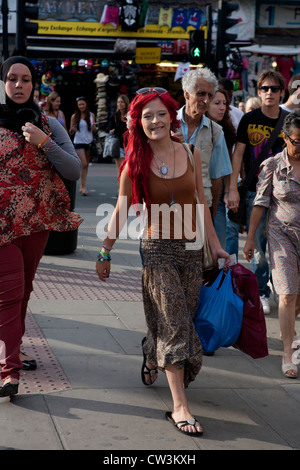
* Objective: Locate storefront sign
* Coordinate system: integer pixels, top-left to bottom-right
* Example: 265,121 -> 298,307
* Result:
135,47 -> 161,64
37,21 -> 192,38
259,4 -> 300,28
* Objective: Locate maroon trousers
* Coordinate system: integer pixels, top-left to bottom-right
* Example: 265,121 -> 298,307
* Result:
0,231 -> 49,382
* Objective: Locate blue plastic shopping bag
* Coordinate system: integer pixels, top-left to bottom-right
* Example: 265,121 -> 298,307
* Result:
194,268 -> 243,353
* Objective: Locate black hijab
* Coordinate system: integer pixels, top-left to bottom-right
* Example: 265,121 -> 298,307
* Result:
0,56 -> 42,134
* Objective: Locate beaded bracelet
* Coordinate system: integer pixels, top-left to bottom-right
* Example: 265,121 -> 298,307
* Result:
44,138 -> 53,151
97,249 -> 111,262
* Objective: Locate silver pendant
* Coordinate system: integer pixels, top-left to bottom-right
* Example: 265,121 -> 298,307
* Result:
169,199 -> 178,213
159,164 -> 168,177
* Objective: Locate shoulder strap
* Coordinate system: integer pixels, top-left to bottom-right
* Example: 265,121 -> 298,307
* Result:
183,143 -> 199,202
210,119 -> 222,145
242,109 -> 289,190
183,142 -> 195,169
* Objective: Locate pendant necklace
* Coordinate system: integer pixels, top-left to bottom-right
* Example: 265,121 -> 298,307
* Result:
153,141 -> 172,178
154,141 -> 177,208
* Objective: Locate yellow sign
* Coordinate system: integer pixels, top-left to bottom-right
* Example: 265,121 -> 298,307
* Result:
36,21 -> 193,39
136,47 -> 162,64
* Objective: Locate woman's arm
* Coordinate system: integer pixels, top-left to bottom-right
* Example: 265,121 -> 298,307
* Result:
69,114 -> 77,135
108,114 -> 117,134
60,110 -> 67,131
243,206 -> 265,261
228,141 -> 246,211
22,117 -> 81,180
96,163 -> 132,281
243,157 -> 274,262
91,113 -> 97,134
45,116 -> 81,180
193,146 -> 230,266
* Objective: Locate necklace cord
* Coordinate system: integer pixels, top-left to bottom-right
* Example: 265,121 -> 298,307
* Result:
153,141 -> 177,206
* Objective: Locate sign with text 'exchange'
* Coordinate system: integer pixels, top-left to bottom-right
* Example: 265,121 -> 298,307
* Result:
36,21 -> 191,38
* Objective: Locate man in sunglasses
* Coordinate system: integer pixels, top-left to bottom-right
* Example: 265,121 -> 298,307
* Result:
228,69 -> 288,314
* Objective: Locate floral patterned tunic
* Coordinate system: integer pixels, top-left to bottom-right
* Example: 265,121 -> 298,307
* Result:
0,116 -> 82,247
254,149 -> 300,294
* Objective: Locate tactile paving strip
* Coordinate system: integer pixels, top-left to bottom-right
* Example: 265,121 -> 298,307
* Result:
31,268 -> 143,301
1,269 -> 143,395
19,309 -> 72,395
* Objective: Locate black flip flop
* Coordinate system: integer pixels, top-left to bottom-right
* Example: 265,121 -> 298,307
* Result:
165,411 -> 203,436
141,337 -> 158,386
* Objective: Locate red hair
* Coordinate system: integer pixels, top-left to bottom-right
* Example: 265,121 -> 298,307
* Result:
119,91 -> 180,210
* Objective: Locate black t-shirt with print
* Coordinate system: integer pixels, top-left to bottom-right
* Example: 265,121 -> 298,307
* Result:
237,107 -> 287,191
119,1 -> 140,31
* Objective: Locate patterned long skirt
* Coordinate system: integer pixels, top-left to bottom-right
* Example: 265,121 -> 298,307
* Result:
140,239 -> 203,388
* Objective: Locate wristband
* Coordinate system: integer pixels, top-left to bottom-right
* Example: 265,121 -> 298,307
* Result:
38,132 -> 52,148
44,138 -> 53,151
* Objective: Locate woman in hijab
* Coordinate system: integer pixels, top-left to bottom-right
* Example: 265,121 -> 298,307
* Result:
0,56 -> 82,399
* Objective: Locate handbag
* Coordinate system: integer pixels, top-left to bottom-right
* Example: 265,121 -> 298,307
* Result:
185,144 -> 214,270
230,263 -> 268,359
194,268 -> 243,353
103,134 -> 120,159
228,109 -> 289,225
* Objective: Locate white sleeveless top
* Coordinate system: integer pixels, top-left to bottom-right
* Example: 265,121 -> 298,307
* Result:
74,114 -> 94,144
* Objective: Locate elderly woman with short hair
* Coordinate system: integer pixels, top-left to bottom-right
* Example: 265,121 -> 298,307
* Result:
244,110 -> 300,378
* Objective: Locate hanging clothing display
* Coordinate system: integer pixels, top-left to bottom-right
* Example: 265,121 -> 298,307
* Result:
119,0 -> 141,31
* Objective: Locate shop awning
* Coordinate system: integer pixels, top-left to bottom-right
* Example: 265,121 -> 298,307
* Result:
239,44 -> 300,56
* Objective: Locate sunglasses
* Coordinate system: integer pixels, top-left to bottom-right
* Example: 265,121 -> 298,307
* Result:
287,135 -> 300,146
136,87 -> 167,95
76,96 -> 87,101
259,86 -> 282,93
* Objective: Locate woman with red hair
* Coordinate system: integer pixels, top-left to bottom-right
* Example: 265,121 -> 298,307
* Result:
96,88 -> 229,436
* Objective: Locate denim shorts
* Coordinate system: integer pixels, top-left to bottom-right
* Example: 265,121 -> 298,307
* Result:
74,143 -> 90,151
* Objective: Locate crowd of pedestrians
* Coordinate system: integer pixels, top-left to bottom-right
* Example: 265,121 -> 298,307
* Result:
0,55 -> 299,438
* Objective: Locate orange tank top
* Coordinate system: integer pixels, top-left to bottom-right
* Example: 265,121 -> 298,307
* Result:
144,152 -> 197,240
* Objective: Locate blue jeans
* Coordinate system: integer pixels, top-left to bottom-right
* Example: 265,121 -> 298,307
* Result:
245,191 -> 270,298
214,199 -> 239,258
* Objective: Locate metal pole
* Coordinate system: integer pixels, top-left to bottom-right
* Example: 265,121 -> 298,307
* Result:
206,5 -> 212,69
1,0 -> 9,60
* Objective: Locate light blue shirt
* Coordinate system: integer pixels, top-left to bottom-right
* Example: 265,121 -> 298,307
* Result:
177,107 -> 232,179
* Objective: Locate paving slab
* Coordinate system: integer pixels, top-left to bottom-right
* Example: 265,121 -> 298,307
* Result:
0,394 -> 64,450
